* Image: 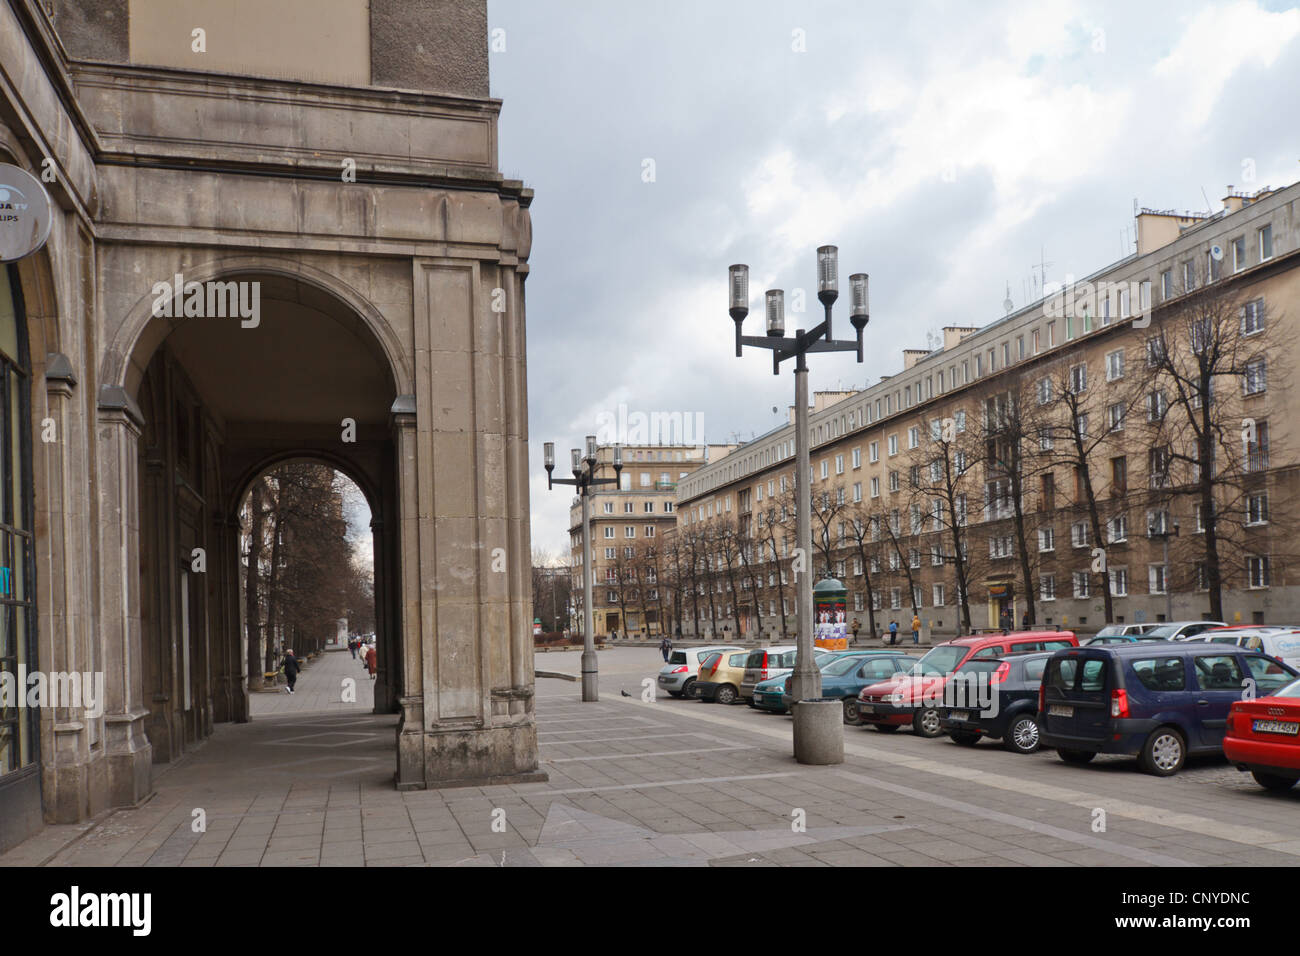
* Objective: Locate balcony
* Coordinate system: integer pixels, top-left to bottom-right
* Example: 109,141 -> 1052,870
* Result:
655,481 -> 677,491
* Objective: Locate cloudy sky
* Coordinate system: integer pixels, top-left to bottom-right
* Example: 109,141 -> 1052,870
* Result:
486,0 -> 1300,563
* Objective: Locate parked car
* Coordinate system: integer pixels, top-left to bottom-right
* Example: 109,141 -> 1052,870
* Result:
1092,623 -> 1159,640
1138,620 -> 1228,641
1085,633 -> 1169,646
782,651 -> 916,722
740,645 -> 799,701
751,650 -> 863,713
1224,675 -> 1300,791
1193,627 -> 1300,670
656,644 -> 743,699
939,652 -> 1052,753
694,648 -> 753,704
856,631 -> 1079,737
1039,643 -> 1299,775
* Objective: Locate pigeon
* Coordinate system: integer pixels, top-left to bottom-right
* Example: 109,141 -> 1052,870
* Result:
620,689 -> 631,697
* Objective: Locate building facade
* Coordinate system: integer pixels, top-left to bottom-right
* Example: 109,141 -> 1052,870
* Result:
568,443 -> 731,638
0,0 -> 539,853
678,184 -> 1300,641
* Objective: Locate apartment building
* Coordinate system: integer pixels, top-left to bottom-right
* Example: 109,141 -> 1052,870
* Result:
677,183 -> 1300,639
568,443 -> 733,637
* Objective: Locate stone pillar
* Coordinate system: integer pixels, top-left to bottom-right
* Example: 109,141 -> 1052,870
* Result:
96,386 -> 153,807
391,395 -> 424,787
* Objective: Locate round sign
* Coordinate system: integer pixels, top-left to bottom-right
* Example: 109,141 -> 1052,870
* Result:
0,164 -> 53,263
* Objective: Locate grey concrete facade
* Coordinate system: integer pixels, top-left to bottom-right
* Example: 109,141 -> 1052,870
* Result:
0,0 -> 540,852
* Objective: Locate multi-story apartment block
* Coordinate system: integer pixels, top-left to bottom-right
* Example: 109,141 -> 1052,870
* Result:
677,183 -> 1300,640
568,443 -> 733,637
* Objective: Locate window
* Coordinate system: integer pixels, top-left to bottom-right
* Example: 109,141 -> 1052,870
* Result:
869,441 -> 879,463
644,501 -> 655,513
889,471 -> 900,492
1241,298 -> 1265,335
1182,259 -> 1195,291
1017,336 -> 1025,359
852,448 -> 861,468
1146,336 -> 1166,367
820,460 -> 828,480
1111,457 -> 1127,496
1040,575 -> 1056,601
1146,509 -> 1169,537
1146,391 -> 1167,422
1231,235 -> 1246,272
1041,473 -> 1056,511
932,583 -> 946,607
1247,555 -> 1270,588
604,547 -> 615,559
645,525 -> 655,537
989,536 -> 1013,559
1109,567 -> 1128,596
1068,363 -> 1087,394
1105,349 -> 1124,381
955,410 -> 966,432
1038,527 -> 1055,552
1206,247 -> 1221,283
640,472 -> 651,487
1148,565 -> 1167,595
890,588 -> 901,610
603,501 -> 614,514
604,527 -> 615,539
1246,492 -> 1268,526
1071,522 -> 1089,548
888,435 -> 899,456
908,427 -> 920,449
1160,269 -> 1173,300
909,548 -> 921,569
625,526 -> 636,538
1073,571 -> 1090,598
1036,378 -> 1051,405
1038,427 -> 1053,452
1246,421 -> 1269,472
1107,514 -> 1128,543
1258,223 -> 1273,262
852,482 -> 862,503
931,543 -> 943,566
870,477 -> 880,498
1107,403 -> 1124,432
1244,358 -> 1266,396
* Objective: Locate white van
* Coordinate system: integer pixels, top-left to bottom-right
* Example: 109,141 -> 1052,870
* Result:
1193,627 -> 1300,670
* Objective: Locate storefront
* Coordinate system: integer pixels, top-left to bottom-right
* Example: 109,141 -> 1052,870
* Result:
0,263 -> 39,851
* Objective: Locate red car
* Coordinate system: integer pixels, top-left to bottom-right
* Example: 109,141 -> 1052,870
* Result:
1223,675 -> 1300,792
856,630 -> 1078,737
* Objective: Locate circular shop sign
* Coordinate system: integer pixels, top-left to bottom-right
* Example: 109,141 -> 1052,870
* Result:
0,163 -> 53,263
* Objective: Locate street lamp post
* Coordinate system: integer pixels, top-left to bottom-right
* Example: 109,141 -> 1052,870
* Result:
544,437 -> 623,702
728,246 -> 868,704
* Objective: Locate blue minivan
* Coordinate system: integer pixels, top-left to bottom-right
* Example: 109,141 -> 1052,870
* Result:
1039,643 -> 1299,776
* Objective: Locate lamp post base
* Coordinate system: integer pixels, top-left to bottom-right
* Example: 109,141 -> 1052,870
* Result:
580,648 -> 599,702
792,698 -> 844,765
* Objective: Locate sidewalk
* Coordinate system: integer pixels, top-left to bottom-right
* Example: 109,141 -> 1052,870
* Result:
249,646 -> 376,717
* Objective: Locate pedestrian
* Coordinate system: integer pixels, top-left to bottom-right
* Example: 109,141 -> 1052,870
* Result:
348,638 -> 357,660
999,608 -> 1011,635
911,613 -> 921,645
365,643 -> 377,680
659,635 -> 672,662
851,618 -> 861,643
1021,610 -> 1030,630
281,647 -> 300,694
888,620 -> 899,645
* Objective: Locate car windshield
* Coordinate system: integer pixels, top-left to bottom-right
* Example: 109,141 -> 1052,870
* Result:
1094,626 -> 1123,637
913,645 -> 967,676
823,656 -> 867,677
1142,624 -> 1183,639
814,652 -> 837,668
1273,677 -> 1300,699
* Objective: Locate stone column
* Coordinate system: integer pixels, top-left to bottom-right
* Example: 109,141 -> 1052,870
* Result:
96,386 -> 153,807
391,395 -> 424,786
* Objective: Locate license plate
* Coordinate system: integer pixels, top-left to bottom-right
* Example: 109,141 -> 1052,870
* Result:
1049,704 -> 1074,718
658,676 -> 671,683
1253,719 -> 1300,736
949,711 -> 969,722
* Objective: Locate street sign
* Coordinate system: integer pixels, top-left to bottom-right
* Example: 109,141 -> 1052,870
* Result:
0,164 -> 53,263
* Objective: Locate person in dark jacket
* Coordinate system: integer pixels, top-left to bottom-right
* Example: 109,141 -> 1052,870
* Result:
282,648 -> 300,694
659,636 -> 672,662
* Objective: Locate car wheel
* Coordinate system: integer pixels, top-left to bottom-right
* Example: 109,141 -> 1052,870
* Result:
842,698 -> 862,725
682,678 -> 698,700
912,708 -> 942,738
1139,727 -> 1185,776
715,684 -> 738,705
948,732 -> 980,746
1004,715 -> 1041,755
874,723 -> 901,733
1058,748 -> 1096,765
1250,770 -> 1298,792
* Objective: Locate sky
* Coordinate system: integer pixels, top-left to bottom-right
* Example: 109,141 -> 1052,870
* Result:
487,0 -> 1300,564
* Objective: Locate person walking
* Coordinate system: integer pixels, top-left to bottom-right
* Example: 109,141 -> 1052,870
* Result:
851,618 -> 861,644
888,620 -> 899,645
659,635 -> 672,662
365,643 -> 377,680
281,648 -> 300,694
1021,610 -> 1030,630
348,638 -> 358,660
911,613 -> 921,645
999,607 -> 1011,635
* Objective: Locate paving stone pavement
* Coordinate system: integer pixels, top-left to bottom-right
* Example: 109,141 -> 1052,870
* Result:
3,647 -> 1298,867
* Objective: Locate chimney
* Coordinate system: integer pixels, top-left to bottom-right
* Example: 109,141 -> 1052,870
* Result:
942,326 -> 978,351
902,349 -> 928,371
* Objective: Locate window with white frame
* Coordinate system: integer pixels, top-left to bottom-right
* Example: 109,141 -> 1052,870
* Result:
909,548 -> 921,569
1246,492 -> 1268,526
1244,357 -> 1266,395
1247,555 -> 1270,588
989,535 -> 1013,559
888,435 -> 899,456
1036,378 -> 1051,405
1148,564 -> 1167,594
1105,349 -> 1124,381
604,547 -> 615,559
1108,567 -> 1129,596
1231,235 -> 1246,272
1259,224 -> 1273,262
1107,403 -> 1125,432
625,526 -> 636,538
1038,527 -> 1055,552
835,454 -> 844,474
1241,298 -> 1265,335
870,476 -> 880,498
1107,514 -> 1128,543
1072,571 -> 1089,598
932,583 -> 946,606
1038,427 -> 1053,452
908,426 -> 920,449
604,527 -> 615,539
852,448 -> 861,468
890,588 -> 901,609
1068,363 -> 1087,394
1071,522 -> 1089,547
603,501 -> 614,514
869,441 -> 879,463
1146,336 -> 1166,367
853,482 -> 862,502
1040,575 -> 1056,601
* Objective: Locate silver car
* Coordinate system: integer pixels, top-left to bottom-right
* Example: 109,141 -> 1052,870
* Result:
657,645 -> 743,699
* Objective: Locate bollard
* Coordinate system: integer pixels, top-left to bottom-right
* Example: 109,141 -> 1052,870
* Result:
792,697 -> 845,765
